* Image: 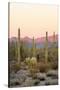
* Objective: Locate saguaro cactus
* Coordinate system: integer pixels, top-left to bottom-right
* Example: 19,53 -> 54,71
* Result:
45,32 -> 48,64
17,28 -> 20,64
32,37 -> 36,57
53,32 -> 56,47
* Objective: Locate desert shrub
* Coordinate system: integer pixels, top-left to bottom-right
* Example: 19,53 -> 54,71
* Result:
48,47 -> 58,62
38,62 -> 51,73
10,63 -> 21,73
14,63 -> 21,72
50,62 -> 58,70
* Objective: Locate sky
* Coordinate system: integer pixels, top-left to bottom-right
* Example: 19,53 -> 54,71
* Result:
10,3 -> 58,38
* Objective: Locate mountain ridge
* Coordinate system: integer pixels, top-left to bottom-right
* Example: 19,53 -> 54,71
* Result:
9,34 -> 58,43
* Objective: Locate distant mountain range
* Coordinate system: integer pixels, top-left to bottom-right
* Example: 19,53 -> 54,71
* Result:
9,34 -> 58,43
9,34 -> 58,48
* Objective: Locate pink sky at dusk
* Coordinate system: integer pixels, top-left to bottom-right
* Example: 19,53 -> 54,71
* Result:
10,3 -> 58,38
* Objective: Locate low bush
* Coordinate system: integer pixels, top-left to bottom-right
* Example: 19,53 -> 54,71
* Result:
38,62 -> 51,73
50,62 -> 58,70
10,63 -> 21,73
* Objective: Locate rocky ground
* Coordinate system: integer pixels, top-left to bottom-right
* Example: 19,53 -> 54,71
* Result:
10,67 -> 58,87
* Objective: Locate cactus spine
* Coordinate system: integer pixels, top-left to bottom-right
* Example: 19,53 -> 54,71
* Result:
17,28 -> 20,64
45,32 -> 48,64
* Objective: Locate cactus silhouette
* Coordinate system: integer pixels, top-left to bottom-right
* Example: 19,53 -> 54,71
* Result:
17,28 -> 20,64
32,37 -> 36,57
45,32 -> 48,64
53,32 -> 56,47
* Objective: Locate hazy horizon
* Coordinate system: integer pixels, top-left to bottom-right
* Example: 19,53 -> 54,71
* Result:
10,3 -> 58,38
10,34 -> 58,39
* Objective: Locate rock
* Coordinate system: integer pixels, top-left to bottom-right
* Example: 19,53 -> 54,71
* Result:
46,70 -> 58,79
15,69 -> 32,84
38,81 -> 46,86
15,70 -> 26,82
45,79 -> 58,85
45,77 -> 51,81
36,73 -> 46,80
33,79 -> 40,86
45,71 -> 58,85
21,77 -> 40,87
10,78 -> 20,86
10,69 -> 33,87
16,70 -> 31,77
10,72 -> 16,79
20,77 -> 34,87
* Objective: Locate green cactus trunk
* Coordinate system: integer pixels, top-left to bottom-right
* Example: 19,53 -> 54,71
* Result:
17,28 -> 20,64
32,37 -> 36,57
53,32 -> 56,47
45,32 -> 48,64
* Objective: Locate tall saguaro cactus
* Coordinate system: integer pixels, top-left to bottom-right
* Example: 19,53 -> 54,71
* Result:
45,32 -> 48,64
53,32 -> 56,47
32,37 -> 36,57
17,28 -> 20,64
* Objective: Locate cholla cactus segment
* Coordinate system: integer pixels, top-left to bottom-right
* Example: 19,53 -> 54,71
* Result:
25,57 -> 30,64
25,57 -> 37,66
30,57 -> 37,65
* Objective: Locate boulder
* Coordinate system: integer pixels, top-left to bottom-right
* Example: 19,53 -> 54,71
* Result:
36,73 -> 46,80
45,79 -> 58,85
10,72 -> 16,79
38,81 -> 46,86
21,77 -> 40,87
20,77 -> 34,86
10,78 -> 20,86
46,70 -> 58,79
15,69 -> 32,83
16,70 -> 31,77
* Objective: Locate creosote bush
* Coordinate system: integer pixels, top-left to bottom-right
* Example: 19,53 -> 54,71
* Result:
50,62 -> 58,70
38,62 -> 51,73
10,63 -> 21,73
15,63 -> 21,72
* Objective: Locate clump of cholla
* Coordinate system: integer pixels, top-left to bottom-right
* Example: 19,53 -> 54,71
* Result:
25,57 -> 39,78
25,57 -> 30,65
25,57 -> 37,66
